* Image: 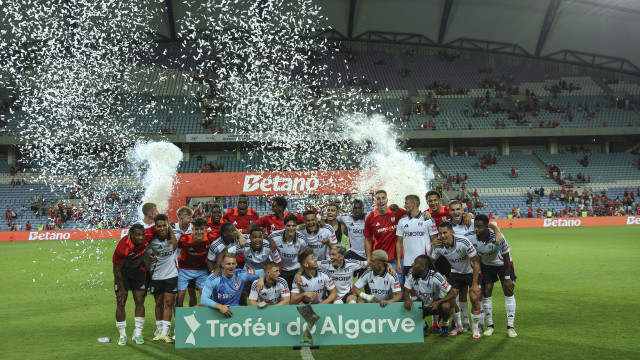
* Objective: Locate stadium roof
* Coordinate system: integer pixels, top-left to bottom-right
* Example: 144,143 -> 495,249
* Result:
147,0 -> 640,75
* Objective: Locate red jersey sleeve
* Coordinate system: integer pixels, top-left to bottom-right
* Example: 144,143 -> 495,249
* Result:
178,233 -> 191,247
394,207 -> 407,218
112,236 -> 129,265
222,209 -> 234,223
254,215 -> 268,227
295,213 -> 304,224
250,210 -> 260,221
363,213 -> 374,238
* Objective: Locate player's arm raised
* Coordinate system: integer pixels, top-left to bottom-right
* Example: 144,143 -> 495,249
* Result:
488,222 -> 503,244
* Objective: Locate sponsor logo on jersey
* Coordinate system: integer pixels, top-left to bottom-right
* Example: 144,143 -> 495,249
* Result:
543,218 -> 582,227
242,174 -> 320,193
376,225 -> 397,233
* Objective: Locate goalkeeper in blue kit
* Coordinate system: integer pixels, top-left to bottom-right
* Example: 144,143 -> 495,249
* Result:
201,252 -> 265,317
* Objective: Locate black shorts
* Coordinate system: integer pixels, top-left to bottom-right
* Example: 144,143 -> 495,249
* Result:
434,257 -> 451,278
115,266 -> 147,293
481,263 -> 517,286
187,278 -> 197,290
449,273 -> 480,290
422,304 -> 444,317
281,268 -> 299,290
340,292 -> 357,303
344,251 -> 366,261
151,277 -> 178,296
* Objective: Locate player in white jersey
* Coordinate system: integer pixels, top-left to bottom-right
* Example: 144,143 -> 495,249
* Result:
271,214 -> 309,289
473,214 -> 518,338
290,250 -> 337,304
231,227 -> 281,270
173,206 -> 197,308
449,200 -> 504,331
148,214 -> 177,343
352,250 -> 402,307
300,209 -> 337,261
317,244 -> 367,303
396,195 -> 438,281
338,199 -> 367,262
404,255 -> 456,338
431,221 -> 483,338
207,222 -> 248,275
248,261 -> 290,306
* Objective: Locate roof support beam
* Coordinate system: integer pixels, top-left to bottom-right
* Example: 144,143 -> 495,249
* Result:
165,0 -> 176,40
347,0 -> 357,39
535,0 -> 562,56
438,0 -> 454,45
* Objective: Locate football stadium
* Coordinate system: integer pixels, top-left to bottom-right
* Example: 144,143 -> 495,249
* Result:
1,1 -> 639,359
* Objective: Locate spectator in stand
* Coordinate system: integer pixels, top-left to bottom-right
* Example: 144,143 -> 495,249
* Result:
26,221 -> 31,231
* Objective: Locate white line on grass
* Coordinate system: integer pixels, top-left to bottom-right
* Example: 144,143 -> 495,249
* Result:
300,347 -> 315,360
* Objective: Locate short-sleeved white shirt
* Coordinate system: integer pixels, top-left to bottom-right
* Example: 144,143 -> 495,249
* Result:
431,236 -> 477,274
290,269 -> 335,303
249,277 -> 290,304
355,269 -> 401,301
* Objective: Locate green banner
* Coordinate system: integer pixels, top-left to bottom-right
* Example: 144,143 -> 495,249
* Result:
175,303 -> 424,348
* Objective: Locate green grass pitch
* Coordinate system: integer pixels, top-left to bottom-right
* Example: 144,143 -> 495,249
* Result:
1,226 -> 639,360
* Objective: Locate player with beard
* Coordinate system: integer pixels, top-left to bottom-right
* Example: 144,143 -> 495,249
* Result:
207,222 -> 248,275
270,214 -> 309,289
431,221 -> 483,338
449,200 -> 503,331
404,255 -> 455,338
248,261 -> 290,307
249,196 -> 303,235
113,224 -> 158,346
364,190 -> 408,284
148,214 -> 178,343
175,218 -> 215,309
290,250 -> 338,304
473,214 -> 518,338
352,250 -> 402,307
300,209 -> 337,261
206,204 -> 224,239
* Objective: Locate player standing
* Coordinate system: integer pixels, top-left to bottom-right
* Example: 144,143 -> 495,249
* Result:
403,255 -> 455,338
112,224 -> 157,346
249,196 -> 303,235
172,206 -> 198,307
270,214 -> 309,289
248,261 -> 290,306
431,221 -> 483,338
324,203 -> 344,243
175,218 -> 215,308
300,209 -> 337,261
338,199 -> 367,262
473,214 -> 518,337
351,250 -> 403,307
206,204 -> 224,239
364,190 -> 407,284
207,222 -> 247,275
148,214 -> 178,343
290,250 -> 338,304
395,195 -> 438,281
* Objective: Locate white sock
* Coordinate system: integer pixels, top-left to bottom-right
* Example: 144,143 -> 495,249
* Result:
459,301 -> 469,326
482,296 -> 494,326
134,317 -> 145,337
348,300 -> 357,304
155,320 -> 162,333
471,311 -> 481,330
453,311 -> 462,329
162,320 -> 171,336
116,321 -> 127,338
505,295 -> 516,328
444,318 -> 450,327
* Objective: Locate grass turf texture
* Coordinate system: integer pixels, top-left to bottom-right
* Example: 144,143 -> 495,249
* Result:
1,226 -> 639,360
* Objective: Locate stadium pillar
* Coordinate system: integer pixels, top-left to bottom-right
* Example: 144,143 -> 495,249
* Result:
602,136 -> 610,153
501,138 -> 510,156
7,146 -> 16,165
547,137 -> 558,154
182,143 -> 190,161
449,138 -> 454,156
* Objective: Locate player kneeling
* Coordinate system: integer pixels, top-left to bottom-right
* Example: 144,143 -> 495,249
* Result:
403,255 -> 456,338
351,250 -> 402,307
248,261 -> 290,307
290,250 -> 338,304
